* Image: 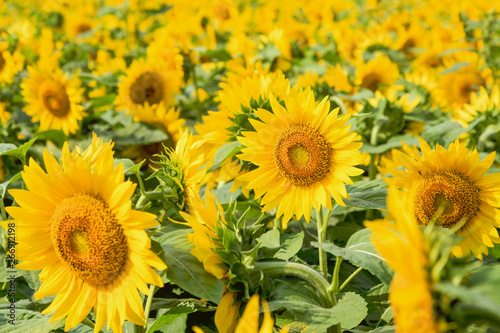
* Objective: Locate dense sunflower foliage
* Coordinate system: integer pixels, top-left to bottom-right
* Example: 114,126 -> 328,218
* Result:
1,0 -> 500,333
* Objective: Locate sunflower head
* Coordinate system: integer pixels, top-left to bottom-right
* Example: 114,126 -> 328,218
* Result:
354,53 -> 400,92
116,58 -> 182,115
436,56 -> 491,111
385,138 -> 500,258
4,134 -> 166,332
455,86 -> 500,154
237,89 -> 363,226
195,74 -> 291,193
21,57 -> 85,135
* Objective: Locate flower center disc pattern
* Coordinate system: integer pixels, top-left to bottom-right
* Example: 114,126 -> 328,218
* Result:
129,71 -> 164,106
274,124 -> 332,186
414,171 -> 480,228
40,80 -> 71,117
50,193 -> 128,286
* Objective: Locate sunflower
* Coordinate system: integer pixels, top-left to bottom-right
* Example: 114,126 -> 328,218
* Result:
178,191 -> 226,279
200,72 -> 291,153
323,64 -> 353,93
21,58 -> 85,135
3,134 -> 166,332
435,55 -> 491,112
385,138 -> 500,258
132,101 -> 185,145
354,53 -> 400,92
454,85 -> 500,150
366,188 -> 438,333
237,90 -> 364,227
64,13 -> 94,39
455,85 -> 499,127
115,58 -> 182,115
0,101 -> 10,125
177,191 -> 239,333
195,73 -> 291,194
120,102 -> 186,172
0,41 -> 24,84
194,294 -> 289,333
160,129 -> 207,212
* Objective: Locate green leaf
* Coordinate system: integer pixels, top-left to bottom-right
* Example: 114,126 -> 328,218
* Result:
439,62 -> 470,75
435,281 -> 500,325
466,264 -> 500,305
335,292 -> 369,329
259,230 -> 304,260
421,120 -> 474,147
256,43 -> 282,61
342,179 -> 387,211
366,283 -> 392,326
114,158 -> 137,173
327,222 -> 363,246
0,144 -> 17,155
113,122 -> 168,145
211,141 -> 241,170
0,300 -> 65,333
312,229 -> 394,285
211,181 -> 242,204
438,47 -> 475,57
34,130 -> 67,146
79,72 -> 119,87
18,270 -> 41,291
268,292 -> 367,329
276,232 -> 304,260
150,298 -> 213,312
436,265 -> 500,326
147,305 -> 194,333
0,138 -> 37,163
91,94 -> 116,108
349,327 -> 395,333
124,159 -> 145,175
359,134 -> 419,154
0,172 -> 22,198
152,228 -> 223,304
488,242 -> 500,259
201,49 -> 232,61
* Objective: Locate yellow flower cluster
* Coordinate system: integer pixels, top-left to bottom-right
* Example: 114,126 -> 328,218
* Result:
1,0 -> 499,333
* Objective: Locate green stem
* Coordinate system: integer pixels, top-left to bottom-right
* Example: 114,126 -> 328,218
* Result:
366,154 -> 377,220
274,216 -> 283,233
257,261 -> 341,333
191,65 -> 203,118
300,221 -> 318,241
370,120 -> 385,147
256,261 -> 333,308
477,127 -> 497,152
140,284 -> 157,332
0,197 -> 7,222
331,96 -> 348,115
316,209 -> 328,280
430,203 -> 447,226
136,191 -> 162,209
337,267 -> 363,294
134,171 -> 148,197
328,256 -> 343,295
81,318 -> 105,333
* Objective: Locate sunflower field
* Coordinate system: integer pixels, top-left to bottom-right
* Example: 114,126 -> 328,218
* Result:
1,0 -> 500,332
